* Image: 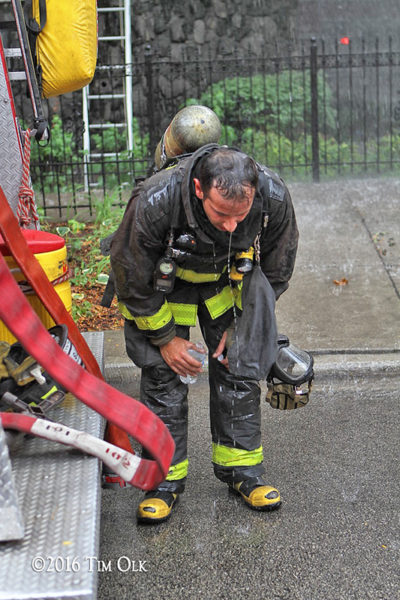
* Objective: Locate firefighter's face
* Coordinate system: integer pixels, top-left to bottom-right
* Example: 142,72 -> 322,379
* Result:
193,178 -> 255,233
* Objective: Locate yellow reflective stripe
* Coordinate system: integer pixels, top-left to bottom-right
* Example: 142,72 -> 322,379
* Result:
235,281 -> 243,311
168,303 -> 197,326
40,385 -> 58,400
118,301 -> 173,331
166,459 -> 188,480
205,285 -> 242,319
118,301 -> 134,320
134,301 -> 173,330
205,286 -> 233,318
176,267 -> 222,283
212,443 -> 263,467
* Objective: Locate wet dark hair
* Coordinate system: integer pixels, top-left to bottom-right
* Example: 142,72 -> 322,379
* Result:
195,148 -> 258,200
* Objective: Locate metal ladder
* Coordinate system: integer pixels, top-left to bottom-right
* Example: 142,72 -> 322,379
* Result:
82,0 -> 133,191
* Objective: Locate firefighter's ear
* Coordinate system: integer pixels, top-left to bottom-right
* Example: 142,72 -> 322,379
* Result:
193,178 -> 204,200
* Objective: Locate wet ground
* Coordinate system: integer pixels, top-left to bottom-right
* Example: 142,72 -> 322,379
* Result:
98,177 -> 400,599
98,372 -> 399,600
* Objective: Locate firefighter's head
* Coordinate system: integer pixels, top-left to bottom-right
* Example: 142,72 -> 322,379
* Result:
193,148 -> 258,233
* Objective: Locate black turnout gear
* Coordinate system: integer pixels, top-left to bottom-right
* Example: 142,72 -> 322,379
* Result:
111,144 -> 299,487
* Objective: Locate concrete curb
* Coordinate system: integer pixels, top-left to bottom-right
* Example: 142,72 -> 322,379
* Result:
312,352 -> 400,383
104,353 -> 400,385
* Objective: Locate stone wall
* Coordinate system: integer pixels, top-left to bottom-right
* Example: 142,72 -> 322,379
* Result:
130,0 -> 298,59
127,0 -> 400,59
97,0 -> 399,136
96,0 -> 300,135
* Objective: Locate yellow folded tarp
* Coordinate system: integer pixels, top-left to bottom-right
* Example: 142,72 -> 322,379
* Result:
32,0 -> 97,97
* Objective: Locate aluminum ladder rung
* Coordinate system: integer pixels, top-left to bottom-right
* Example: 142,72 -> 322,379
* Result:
97,7 -> 125,12
89,152 -> 126,158
96,64 -> 126,71
4,48 -> 22,58
88,93 -> 125,100
98,35 -> 126,42
9,71 -> 26,80
89,123 -> 126,129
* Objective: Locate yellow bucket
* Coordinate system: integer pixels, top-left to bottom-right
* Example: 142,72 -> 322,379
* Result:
0,237 -> 72,344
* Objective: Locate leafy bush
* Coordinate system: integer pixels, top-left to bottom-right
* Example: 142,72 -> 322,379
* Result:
30,114 -> 77,193
31,115 -> 150,194
185,71 -> 400,178
85,117 -> 150,190
187,71 -> 337,139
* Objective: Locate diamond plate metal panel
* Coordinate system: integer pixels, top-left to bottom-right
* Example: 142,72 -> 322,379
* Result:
0,421 -> 25,541
0,36 -> 23,217
0,331 -> 105,600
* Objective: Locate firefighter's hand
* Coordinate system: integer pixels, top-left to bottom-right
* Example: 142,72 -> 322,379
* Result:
212,331 -> 229,370
160,336 -> 205,377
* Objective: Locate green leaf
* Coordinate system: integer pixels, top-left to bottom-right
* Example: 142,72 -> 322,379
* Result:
56,226 -> 70,237
97,273 -> 109,285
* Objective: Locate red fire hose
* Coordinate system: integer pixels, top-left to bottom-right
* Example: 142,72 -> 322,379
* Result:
0,186 -> 174,489
0,185 -> 132,452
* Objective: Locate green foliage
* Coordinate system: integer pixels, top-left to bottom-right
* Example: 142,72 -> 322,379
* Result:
71,299 -> 93,322
188,71 -> 337,139
68,219 -> 86,233
94,190 -> 125,228
185,71 -> 400,179
30,115 -> 77,193
88,118 -> 150,190
47,199 -> 125,322
30,115 -> 149,194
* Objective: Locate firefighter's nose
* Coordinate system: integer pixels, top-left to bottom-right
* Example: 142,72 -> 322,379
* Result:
221,218 -> 238,232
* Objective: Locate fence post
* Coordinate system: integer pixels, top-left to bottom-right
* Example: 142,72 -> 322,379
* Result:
144,44 -> 157,154
310,37 -> 320,182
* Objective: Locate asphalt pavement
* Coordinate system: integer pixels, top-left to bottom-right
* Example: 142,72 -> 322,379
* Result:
98,177 -> 400,600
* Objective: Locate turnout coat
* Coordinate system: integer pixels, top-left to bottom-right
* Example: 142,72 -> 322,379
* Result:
110,144 -> 299,349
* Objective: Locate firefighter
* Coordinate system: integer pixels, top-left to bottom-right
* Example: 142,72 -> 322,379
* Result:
110,142 -> 298,524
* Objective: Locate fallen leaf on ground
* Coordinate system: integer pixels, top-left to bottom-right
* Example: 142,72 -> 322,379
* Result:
333,277 -> 349,286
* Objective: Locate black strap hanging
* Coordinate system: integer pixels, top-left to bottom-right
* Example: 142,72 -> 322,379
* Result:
23,0 -> 46,93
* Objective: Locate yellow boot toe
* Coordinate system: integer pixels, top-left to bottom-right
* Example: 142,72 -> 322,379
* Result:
137,491 -> 179,523
231,478 -> 281,511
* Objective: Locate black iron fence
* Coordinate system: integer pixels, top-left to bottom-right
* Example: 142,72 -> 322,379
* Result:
11,37 -> 400,217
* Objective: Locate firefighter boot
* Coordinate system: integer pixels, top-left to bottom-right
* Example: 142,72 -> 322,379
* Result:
230,476 -> 281,511
137,490 -> 179,524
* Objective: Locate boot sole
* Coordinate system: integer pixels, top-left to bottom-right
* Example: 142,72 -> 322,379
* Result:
137,513 -> 173,524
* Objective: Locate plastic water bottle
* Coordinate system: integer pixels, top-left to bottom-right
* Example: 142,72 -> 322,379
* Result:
179,343 -> 206,384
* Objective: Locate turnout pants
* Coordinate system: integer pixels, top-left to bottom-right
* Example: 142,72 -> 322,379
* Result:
124,287 -> 266,493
